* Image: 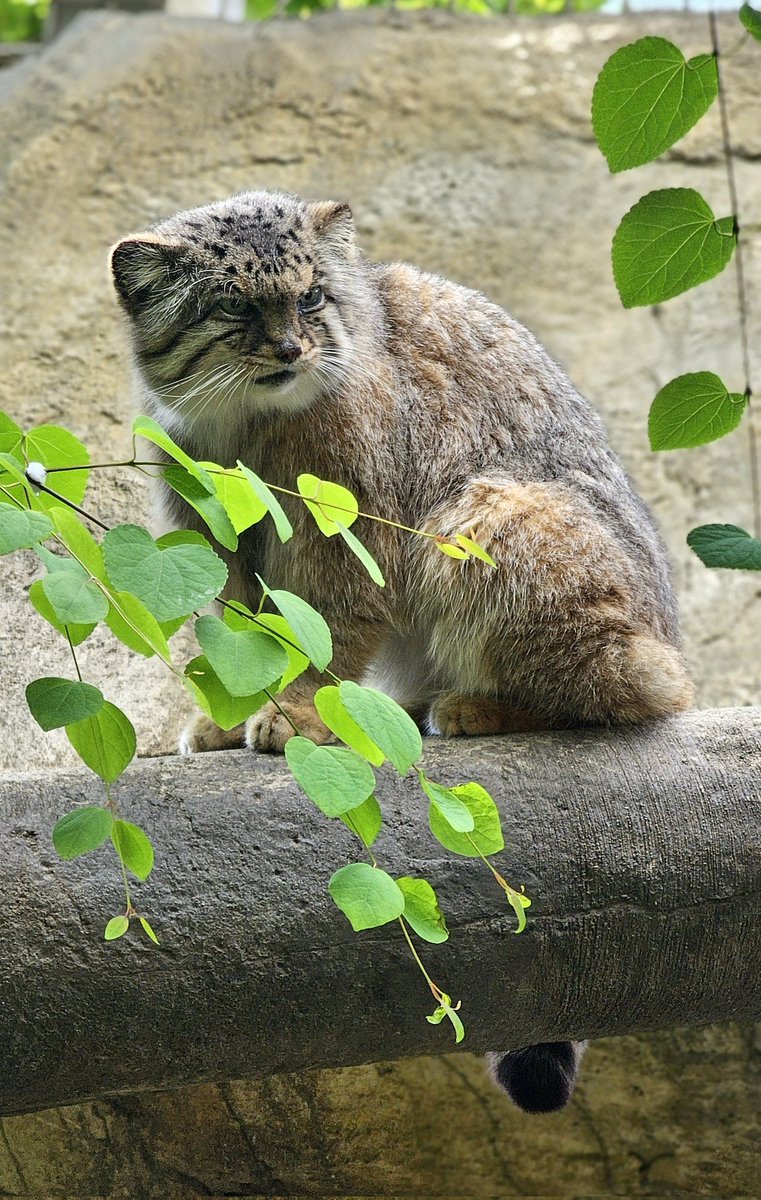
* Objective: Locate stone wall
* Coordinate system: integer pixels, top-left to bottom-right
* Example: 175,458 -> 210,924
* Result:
0,9 -> 759,1195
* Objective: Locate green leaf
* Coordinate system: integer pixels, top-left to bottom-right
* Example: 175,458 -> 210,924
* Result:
105,590 -> 172,661
236,460 -> 293,542
184,654 -> 268,729
105,915 -> 130,941
133,415 -> 215,493
47,506 -> 104,579
419,773 -> 475,834
285,736 -> 376,817
612,188 -> 736,308
199,463 -> 267,533
52,806 -> 113,859
103,524 -> 227,621
454,533 -> 497,567
111,819 -> 154,880
427,781 -> 504,857
66,701 -> 136,783
436,541 -> 469,560
0,411 -> 23,455
0,504 -> 53,554
297,473 -> 359,536
506,885 -> 532,934
139,916 -> 160,944
195,614 -> 288,696
339,681 -> 422,774
336,521 -> 385,586
426,1001 -> 465,1044
26,677 -> 104,731
740,3 -> 761,41
29,579 -> 96,646
592,37 -> 718,173
328,862 -> 405,931
339,794 -> 383,848
225,609 -> 307,696
41,563 -> 109,624
260,581 -> 333,672
162,464 -> 238,551
21,425 -> 90,511
687,524 -> 761,570
397,877 -> 449,944
314,686 -> 385,766
649,372 -> 747,450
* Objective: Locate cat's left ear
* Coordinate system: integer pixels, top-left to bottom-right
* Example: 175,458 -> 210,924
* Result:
309,201 -> 356,260
109,234 -> 187,310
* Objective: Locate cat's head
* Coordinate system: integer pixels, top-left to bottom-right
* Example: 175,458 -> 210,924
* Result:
110,190 -> 365,433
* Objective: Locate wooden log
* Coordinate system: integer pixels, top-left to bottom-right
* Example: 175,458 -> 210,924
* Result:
2,707 -> 759,1116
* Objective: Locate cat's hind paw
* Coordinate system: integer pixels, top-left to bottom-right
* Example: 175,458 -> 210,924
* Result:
245,697 -> 333,754
180,714 -> 245,754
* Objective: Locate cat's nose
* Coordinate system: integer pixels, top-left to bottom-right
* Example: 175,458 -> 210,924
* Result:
275,340 -> 303,364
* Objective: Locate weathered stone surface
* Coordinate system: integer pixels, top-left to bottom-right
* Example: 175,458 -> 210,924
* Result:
1,9 -> 759,1195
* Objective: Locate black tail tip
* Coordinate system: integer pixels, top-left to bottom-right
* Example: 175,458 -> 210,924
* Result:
488,1040 -> 586,1114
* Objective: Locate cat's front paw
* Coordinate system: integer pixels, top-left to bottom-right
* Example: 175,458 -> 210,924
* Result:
245,698 -> 333,754
180,714 -> 245,754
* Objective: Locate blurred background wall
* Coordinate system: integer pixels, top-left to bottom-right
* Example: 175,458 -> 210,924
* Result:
0,8 -> 758,1194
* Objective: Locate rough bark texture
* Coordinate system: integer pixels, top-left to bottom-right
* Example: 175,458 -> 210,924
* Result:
3,707 -> 760,1123
2,9 -> 761,1195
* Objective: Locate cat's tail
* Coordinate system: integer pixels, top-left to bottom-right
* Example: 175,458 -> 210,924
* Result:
487,1040 -> 587,1113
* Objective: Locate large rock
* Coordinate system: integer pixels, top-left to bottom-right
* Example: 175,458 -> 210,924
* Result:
0,9 -> 759,1196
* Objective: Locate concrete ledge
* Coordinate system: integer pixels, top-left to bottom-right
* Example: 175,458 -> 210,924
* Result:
2,706 -> 760,1116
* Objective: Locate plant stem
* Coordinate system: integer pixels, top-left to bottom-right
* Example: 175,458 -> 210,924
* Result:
65,627 -> 83,681
710,9 -> 760,538
398,916 -> 444,1003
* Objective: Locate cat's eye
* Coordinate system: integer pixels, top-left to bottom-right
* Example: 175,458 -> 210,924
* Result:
299,286 -> 325,312
216,295 -> 249,318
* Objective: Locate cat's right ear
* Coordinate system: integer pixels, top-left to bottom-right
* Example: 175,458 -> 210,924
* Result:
109,235 -> 186,310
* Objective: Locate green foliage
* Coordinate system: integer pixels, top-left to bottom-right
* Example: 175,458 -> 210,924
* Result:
687,524 -> 761,570
328,862 -> 405,931
0,503 -> 53,554
285,736 -> 376,816
427,781 -> 504,857
52,806 -> 113,860
592,37 -> 717,174
419,773 -> 475,834
612,188 -> 735,309
739,3 -> 761,41
103,524 -> 228,621
66,702 -> 136,783
648,373 -> 747,451
26,677 -> 104,731
397,877 -> 449,944
0,0 -> 50,42
111,820 -> 154,881
3,405 -> 522,1047
195,615 -> 288,695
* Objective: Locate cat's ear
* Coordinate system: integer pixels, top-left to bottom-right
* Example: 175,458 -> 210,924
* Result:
109,235 -> 187,309
309,201 -> 356,260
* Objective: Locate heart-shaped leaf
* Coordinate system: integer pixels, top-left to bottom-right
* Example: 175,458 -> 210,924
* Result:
26,677 -> 104,731
29,579 -> 95,646
314,686 -> 385,766
260,581 -> 333,672
740,3 -> 761,41
103,524 -> 227,621
649,372 -> 747,450
195,615 -> 288,697
297,473 -> 359,536
339,681 -> 422,774
612,188 -> 736,308
104,915 -> 130,941
184,654 -> 267,730
133,415 -> 215,493
52,806 -> 113,860
329,862 -> 405,931
419,773 -> 475,834
237,461 -> 293,542
427,782 -> 504,857
397,877 -> 449,944
41,563 -> 108,624
66,701 -> 136,783
285,736 -> 376,817
592,37 -> 718,173
0,504 -> 53,555
687,524 -> 761,570
199,463 -> 268,533
340,794 -> 383,848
